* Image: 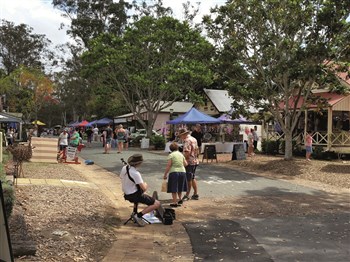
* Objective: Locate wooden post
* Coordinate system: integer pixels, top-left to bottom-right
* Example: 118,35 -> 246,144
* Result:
304,109 -> 308,144
0,132 -> 2,163
327,107 -> 333,150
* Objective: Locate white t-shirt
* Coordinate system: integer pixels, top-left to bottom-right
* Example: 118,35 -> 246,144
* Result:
93,127 -> 99,135
58,132 -> 69,146
120,165 -> 143,195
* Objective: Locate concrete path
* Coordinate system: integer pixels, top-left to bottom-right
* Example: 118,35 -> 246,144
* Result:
77,143 -> 350,262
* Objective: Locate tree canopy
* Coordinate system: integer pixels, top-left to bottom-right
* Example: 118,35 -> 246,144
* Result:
83,15 -> 214,136
204,0 -> 350,159
0,20 -> 53,75
52,0 -> 132,48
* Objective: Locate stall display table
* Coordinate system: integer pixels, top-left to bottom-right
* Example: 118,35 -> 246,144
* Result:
165,141 -> 246,154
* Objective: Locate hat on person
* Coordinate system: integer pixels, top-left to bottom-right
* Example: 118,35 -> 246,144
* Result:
127,154 -> 144,166
177,128 -> 190,137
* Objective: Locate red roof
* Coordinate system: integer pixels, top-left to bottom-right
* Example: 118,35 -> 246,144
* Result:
279,92 -> 348,110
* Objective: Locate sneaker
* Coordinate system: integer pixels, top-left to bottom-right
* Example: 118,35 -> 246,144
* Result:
133,214 -> 145,227
182,195 -> 190,201
191,194 -> 199,200
178,200 -> 183,206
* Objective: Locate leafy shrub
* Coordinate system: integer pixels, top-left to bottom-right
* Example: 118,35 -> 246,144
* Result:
1,182 -> 15,219
312,146 -> 338,160
0,154 -> 15,219
261,139 -> 279,155
150,135 -> 166,150
312,146 -> 324,160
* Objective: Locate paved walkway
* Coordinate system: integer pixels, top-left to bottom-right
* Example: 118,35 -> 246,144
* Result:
50,158 -> 194,262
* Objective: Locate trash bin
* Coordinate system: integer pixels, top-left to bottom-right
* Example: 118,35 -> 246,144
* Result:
141,138 -> 150,149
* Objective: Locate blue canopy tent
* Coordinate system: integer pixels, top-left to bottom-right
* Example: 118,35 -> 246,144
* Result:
166,108 -> 221,124
95,118 -> 113,126
86,120 -> 97,127
67,121 -> 79,127
217,114 -> 254,124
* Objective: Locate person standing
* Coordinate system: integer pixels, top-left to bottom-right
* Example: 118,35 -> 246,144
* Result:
85,127 -> 93,147
124,128 -> 130,150
70,128 -> 80,147
163,142 -> 188,207
191,124 -> 203,149
252,126 -> 259,151
116,124 -> 126,153
120,154 -> 161,227
103,125 -> 113,154
57,128 -> 69,160
6,127 -> 14,145
247,129 -> 254,157
178,128 -> 200,201
92,125 -> 99,142
305,132 -> 313,161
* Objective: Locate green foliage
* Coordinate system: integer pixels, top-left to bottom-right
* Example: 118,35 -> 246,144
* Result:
150,135 -> 166,150
312,146 -> 338,160
261,139 -> 279,155
52,0 -> 131,48
204,0 -> 350,159
1,182 -> 15,219
0,19 -> 52,75
0,157 -> 15,219
83,15 -> 214,133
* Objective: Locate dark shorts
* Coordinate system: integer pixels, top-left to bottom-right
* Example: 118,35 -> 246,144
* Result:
185,165 -> 198,181
167,172 -> 188,193
124,191 -> 155,206
106,138 -> 112,144
59,145 -> 67,151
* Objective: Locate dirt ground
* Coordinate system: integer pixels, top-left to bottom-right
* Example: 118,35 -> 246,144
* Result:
7,154 -> 350,261
9,163 -> 120,262
217,154 -> 350,193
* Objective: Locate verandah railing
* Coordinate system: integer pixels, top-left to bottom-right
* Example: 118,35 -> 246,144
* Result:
265,131 -> 350,147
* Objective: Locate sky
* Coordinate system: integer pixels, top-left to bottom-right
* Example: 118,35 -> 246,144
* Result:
0,0 -> 225,47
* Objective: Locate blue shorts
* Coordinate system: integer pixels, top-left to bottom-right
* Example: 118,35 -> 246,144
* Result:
185,165 -> 198,181
306,146 -> 313,153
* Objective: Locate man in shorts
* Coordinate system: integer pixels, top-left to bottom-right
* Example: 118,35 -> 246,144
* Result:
120,154 -> 161,226
178,128 -> 200,201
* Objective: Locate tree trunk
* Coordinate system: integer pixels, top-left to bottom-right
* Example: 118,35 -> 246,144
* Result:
284,131 -> 293,160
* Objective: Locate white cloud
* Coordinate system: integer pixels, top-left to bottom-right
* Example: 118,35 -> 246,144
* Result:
0,0 -> 224,48
0,0 -> 70,47
162,0 -> 223,23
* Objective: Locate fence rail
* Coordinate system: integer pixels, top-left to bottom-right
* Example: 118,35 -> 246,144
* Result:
266,131 -> 350,147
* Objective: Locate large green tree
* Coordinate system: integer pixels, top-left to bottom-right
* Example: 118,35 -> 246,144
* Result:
52,0 -> 132,48
0,20 -> 53,75
204,0 -> 350,160
0,66 -> 55,121
83,15 -> 214,136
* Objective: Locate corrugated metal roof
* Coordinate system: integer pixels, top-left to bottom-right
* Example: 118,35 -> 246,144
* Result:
162,101 -> 193,113
204,89 -> 233,112
114,101 -> 193,118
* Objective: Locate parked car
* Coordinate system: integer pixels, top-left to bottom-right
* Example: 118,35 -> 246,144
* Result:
129,129 -> 160,140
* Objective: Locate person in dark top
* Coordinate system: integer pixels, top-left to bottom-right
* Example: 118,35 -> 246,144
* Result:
103,125 -> 113,154
191,124 -> 203,148
85,127 -> 93,147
